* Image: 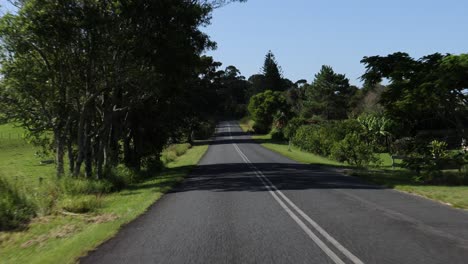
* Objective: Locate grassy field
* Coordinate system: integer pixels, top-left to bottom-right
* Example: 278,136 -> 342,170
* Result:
0,123 -> 209,263
240,122 -> 468,210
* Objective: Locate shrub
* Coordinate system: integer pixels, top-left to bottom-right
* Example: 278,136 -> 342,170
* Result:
0,177 -> 35,230
59,196 -> 102,214
283,117 -> 306,140
292,120 -> 364,157
161,143 -> 192,164
292,125 -> 326,155
253,122 -> 270,134
330,133 -> 378,166
33,182 -> 61,216
106,164 -> 140,190
270,128 -> 284,141
60,177 -> 113,195
193,121 -> 215,140
248,90 -> 289,133
429,140 -> 448,159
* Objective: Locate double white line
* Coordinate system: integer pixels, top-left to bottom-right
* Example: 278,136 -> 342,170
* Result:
228,124 -> 363,264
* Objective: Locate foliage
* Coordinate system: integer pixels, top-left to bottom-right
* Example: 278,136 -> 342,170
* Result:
292,119 -> 363,157
0,143 -> 209,264
361,52 -> 468,136
429,140 -> 448,159
303,65 -> 357,120
0,0 -> 225,178
247,90 -> 288,133
358,112 -> 395,151
247,51 -> 292,96
262,50 -> 285,92
193,120 -> 216,140
58,196 -> 102,214
330,133 -> 378,166
283,117 -> 306,140
0,177 -> 35,230
161,143 -> 192,164
59,177 -> 113,196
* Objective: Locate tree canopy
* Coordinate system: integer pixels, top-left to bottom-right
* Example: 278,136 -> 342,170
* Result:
361,52 -> 468,135
303,65 -> 356,120
0,0 -> 240,178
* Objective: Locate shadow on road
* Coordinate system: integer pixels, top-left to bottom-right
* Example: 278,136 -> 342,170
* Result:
193,130 -> 276,146
162,163 -> 385,193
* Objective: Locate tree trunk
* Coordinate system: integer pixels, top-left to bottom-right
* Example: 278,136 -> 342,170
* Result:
67,139 -> 75,174
85,135 -> 93,178
55,133 -> 65,177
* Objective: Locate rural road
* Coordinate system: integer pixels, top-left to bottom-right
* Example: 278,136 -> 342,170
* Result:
81,121 -> 468,264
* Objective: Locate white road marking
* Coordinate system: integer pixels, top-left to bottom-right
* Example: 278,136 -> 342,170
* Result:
225,122 -> 364,264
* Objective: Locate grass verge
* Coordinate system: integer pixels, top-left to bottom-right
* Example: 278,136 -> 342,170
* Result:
244,123 -> 468,210
0,122 -> 209,263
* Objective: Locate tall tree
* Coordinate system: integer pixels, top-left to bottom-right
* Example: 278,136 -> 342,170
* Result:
262,50 -> 285,92
0,0 -> 241,178
304,65 -> 355,120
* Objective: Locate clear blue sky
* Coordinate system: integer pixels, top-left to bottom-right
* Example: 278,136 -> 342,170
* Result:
2,1 -> 467,86
203,0 -> 468,85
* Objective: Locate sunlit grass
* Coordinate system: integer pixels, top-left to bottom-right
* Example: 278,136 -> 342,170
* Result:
244,123 -> 468,210
0,123 -> 209,263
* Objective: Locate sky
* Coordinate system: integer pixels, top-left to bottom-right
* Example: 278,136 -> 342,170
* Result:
202,0 -> 468,85
1,0 -> 467,86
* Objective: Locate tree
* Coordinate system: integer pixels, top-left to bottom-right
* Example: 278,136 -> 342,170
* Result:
247,90 -> 288,133
247,74 -> 266,97
262,50 -> 285,92
218,65 -> 251,116
247,51 -> 288,97
0,0 -> 237,178
361,52 -> 468,136
303,65 -> 355,120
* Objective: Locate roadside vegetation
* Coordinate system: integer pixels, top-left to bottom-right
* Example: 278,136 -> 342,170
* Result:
0,1 -> 250,260
0,123 -> 209,263
241,51 -> 468,209
0,0 -> 244,231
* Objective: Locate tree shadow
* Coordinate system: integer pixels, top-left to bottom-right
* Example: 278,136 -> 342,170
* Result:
193,131 -> 278,146
157,162 -> 386,194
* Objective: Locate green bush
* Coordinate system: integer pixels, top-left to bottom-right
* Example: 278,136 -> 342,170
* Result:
292,125 -> 326,155
0,177 -> 35,230
106,164 -> 140,190
32,182 -> 61,216
429,140 -> 448,159
248,90 -> 289,134
59,196 -> 102,214
193,121 -> 215,140
270,128 -> 285,141
283,117 -> 306,140
292,120 -> 364,157
330,133 -> 378,166
161,143 -> 192,164
59,177 -> 113,195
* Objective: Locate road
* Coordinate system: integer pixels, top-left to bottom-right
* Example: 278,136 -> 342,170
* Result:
81,121 -> 468,264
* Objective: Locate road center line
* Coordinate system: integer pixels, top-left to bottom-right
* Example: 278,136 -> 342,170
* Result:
227,122 -> 364,264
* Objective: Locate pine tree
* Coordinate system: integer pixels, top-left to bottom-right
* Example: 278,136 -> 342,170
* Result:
304,65 -> 354,120
262,51 -> 285,92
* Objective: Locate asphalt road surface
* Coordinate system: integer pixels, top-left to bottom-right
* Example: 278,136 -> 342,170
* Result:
81,121 -> 468,264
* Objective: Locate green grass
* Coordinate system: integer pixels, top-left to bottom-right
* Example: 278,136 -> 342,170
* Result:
254,134 -> 342,166
243,123 -> 468,210
0,124 -> 55,191
0,123 -> 209,263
